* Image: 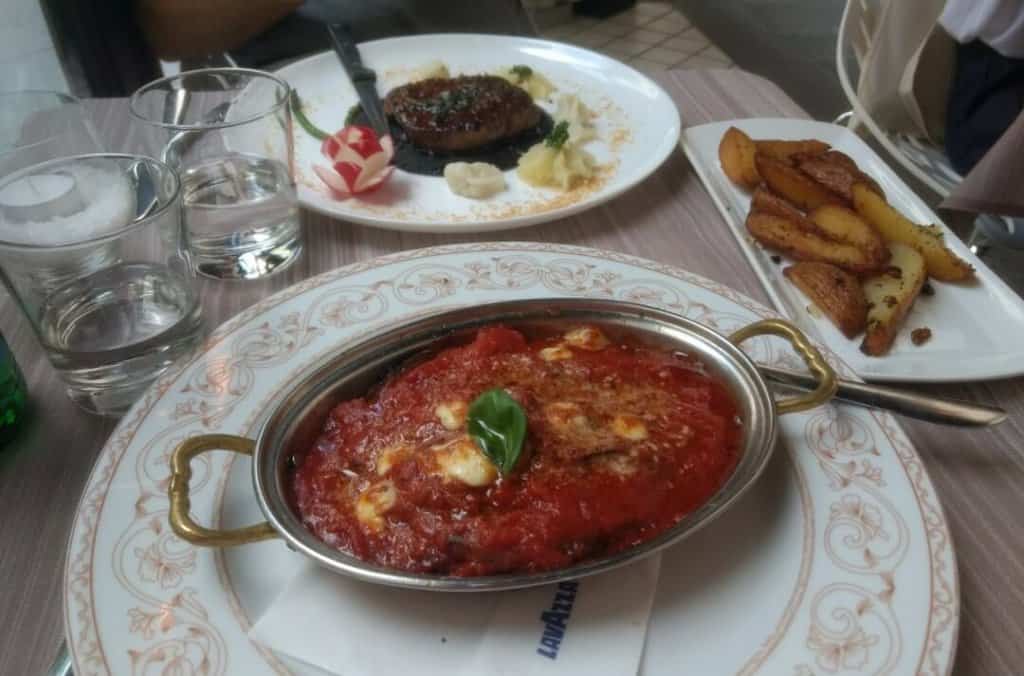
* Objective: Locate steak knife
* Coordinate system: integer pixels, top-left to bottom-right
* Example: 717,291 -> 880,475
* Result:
326,23 -> 390,137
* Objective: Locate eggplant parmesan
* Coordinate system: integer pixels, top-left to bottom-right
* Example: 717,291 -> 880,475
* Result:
290,325 -> 742,576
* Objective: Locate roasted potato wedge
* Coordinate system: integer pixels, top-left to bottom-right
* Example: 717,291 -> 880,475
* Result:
718,126 -> 760,189
861,243 -> 927,356
751,187 -> 818,231
746,212 -> 883,273
818,150 -> 860,173
784,262 -> 868,338
798,155 -> 885,202
756,154 -> 846,211
823,151 -> 885,195
754,139 -> 830,162
851,183 -> 974,282
809,204 -> 888,266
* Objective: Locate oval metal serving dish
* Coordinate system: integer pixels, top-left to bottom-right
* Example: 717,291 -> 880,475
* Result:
168,298 -> 835,591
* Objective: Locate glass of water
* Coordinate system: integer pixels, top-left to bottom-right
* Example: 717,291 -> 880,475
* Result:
0,154 -> 204,416
129,68 -> 302,280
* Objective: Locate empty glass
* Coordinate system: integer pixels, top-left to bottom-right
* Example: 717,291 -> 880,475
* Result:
0,154 -> 204,416
129,68 -> 302,280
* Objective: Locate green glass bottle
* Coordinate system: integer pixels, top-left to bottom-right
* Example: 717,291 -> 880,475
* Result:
0,332 -> 27,448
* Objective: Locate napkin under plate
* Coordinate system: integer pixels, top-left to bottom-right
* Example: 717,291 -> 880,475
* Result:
250,556 -> 661,676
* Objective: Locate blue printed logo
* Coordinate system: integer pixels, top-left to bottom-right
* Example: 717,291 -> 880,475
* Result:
536,581 -> 579,659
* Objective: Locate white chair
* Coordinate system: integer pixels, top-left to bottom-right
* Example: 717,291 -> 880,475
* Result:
834,0 -> 962,198
834,0 -> 1021,251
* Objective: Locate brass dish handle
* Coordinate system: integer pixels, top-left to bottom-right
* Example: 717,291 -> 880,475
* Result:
730,319 -> 837,414
169,434 -> 278,546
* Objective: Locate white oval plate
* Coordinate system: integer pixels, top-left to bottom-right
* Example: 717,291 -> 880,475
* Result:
64,243 -> 958,676
265,34 -> 680,233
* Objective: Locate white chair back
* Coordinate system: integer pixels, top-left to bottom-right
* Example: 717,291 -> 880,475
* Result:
835,0 -> 960,198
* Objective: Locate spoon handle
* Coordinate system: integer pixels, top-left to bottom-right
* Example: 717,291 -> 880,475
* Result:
760,365 -> 1007,427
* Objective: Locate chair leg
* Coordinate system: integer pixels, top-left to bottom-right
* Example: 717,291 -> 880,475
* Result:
968,218 -> 992,258
832,110 -> 865,137
848,112 -> 862,135
833,110 -> 854,126
972,215 -> 1024,251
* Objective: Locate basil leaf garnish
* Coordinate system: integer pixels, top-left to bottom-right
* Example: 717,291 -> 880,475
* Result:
467,389 -> 527,475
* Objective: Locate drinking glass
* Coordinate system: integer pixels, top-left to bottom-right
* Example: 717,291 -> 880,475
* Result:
0,90 -> 103,173
0,154 -> 204,416
129,68 -> 302,280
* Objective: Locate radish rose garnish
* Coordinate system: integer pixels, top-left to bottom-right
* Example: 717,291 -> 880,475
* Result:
313,125 -> 395,196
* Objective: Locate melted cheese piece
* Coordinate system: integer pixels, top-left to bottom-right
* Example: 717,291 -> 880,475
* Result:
592,453 -> 638,476
545,401 -> 590,433
433,436 -> 498,487
435,400 -> 468,430
375,443 -> 409,476
611,414 -> 648,440
563,326 -> 609,351
355,480 -> 397,531
539,344 -> 573,361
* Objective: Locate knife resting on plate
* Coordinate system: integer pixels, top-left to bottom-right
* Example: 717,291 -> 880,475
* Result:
326,23 -> 390,137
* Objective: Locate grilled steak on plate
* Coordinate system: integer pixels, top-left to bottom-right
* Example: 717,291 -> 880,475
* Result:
383,75 -> 543,153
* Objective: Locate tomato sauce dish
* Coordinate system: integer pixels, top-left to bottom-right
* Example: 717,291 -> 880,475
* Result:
168,299 -> 835,591
292,324 -> 743,576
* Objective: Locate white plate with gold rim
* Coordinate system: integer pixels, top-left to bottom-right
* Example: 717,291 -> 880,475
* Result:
63,243 -> 957,676
264,34 -> 680,233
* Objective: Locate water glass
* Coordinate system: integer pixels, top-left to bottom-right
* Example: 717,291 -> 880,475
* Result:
0,90 -> 104,174
0,154 -> 204,416
129,68 -> 302,280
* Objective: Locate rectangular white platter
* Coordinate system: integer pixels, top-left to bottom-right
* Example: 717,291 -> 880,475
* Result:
681,117 -> 1024,382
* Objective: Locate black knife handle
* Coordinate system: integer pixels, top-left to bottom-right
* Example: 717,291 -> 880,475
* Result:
326,23 -> 390,136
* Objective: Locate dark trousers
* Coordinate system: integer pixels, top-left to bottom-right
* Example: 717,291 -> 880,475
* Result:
945,39 -> 1024,176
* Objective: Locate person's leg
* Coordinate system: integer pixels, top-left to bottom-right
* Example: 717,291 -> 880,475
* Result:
945,40 -> 1024,176
946,41 -> 1024,249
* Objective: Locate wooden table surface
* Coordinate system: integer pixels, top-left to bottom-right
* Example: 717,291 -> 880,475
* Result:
2,69 -> 1022,676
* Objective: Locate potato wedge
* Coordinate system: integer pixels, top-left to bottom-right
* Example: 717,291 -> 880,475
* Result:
784,262 -> 868,338
851,183 -> 974,282
751,187 -> 818,231
754,139 -> 830,162
860,243 -> 927,356
809,204 -> 888,266
822,152 -> 885,196
798,156 -> 885,202
818,150 -> 860,173
756,154 -> 846,211
718,127 -> 760,189
746,212 -> 883,274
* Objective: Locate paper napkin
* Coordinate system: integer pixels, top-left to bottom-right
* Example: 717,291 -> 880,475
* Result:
250,555 -> 661,676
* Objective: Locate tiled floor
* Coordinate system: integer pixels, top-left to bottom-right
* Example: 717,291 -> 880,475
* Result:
535,2 -> 734,72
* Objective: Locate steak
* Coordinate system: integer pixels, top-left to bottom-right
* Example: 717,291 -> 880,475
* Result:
383,75 -> 543,152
